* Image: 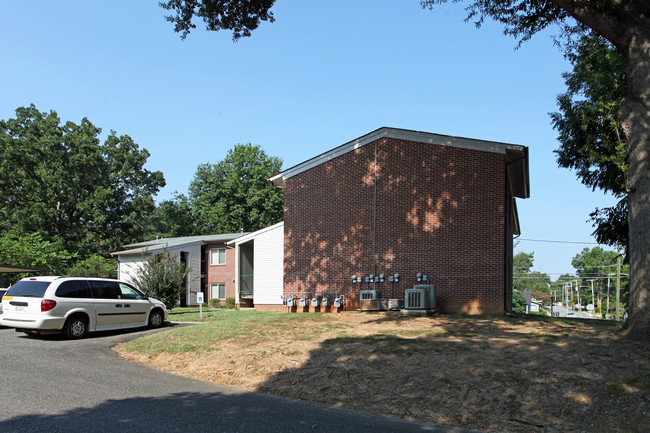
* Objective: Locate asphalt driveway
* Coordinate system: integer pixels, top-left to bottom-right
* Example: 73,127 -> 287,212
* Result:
0,324 -> 479,433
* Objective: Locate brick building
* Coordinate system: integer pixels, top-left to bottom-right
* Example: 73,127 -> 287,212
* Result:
270,127 -> 529,314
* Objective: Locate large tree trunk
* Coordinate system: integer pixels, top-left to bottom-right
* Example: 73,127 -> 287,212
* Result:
618,30 -> 650,341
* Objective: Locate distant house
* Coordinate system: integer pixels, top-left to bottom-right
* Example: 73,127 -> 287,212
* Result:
520,291 -> 543,313
111,233 -> 246,307
270,127 -> 529,314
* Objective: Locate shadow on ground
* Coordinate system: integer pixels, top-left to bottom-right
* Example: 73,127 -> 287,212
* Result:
256,314 -> 650,433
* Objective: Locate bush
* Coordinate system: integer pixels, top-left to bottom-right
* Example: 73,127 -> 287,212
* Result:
225,297 -> 236,309
209,298 -> 221,308
130,248 -> 190,310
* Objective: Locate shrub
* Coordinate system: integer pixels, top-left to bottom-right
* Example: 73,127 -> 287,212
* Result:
225,297 -> 236,309
130,248 -> 191,310
209,298 -> 221,308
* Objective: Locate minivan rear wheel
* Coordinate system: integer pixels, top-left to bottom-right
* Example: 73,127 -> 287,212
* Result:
64,316 -> 88,339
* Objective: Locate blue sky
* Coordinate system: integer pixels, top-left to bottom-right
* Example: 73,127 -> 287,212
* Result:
1,1 -> 617,277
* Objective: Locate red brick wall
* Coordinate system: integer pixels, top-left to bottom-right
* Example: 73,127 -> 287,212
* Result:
283,137 -> 507,314
253,304 -> 285,312
204,242 -> 237,304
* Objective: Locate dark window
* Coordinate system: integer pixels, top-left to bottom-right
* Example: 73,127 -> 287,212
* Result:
5,281 -> 51,298
55,280 -> 92,298
89,280 -> 121,299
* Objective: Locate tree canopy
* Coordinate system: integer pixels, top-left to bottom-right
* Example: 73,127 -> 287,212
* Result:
551,32 -> 628,253
160,0 -> 276,40
145,194 -> 195,239
571,246 -> 628,307
188,143 -> 283,234
513,251 -> 551,294
0,105 -> 166,258
0,232 -> 75,283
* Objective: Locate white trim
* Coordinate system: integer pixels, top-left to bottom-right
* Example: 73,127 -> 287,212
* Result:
227,221 -> 284,246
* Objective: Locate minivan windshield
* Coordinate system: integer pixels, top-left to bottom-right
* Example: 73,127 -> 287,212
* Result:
5,280 -> 51,298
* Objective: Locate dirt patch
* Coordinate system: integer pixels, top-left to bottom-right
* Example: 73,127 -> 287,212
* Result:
115,312 -> 650,432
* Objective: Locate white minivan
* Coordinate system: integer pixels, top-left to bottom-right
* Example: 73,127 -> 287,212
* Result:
0,276 -> 168,338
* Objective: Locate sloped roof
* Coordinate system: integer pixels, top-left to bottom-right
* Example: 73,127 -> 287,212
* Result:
110,233 -> 248,256
270,127 -> 529,199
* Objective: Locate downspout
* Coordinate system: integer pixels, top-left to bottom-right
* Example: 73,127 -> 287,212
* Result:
373,140 -> 378,289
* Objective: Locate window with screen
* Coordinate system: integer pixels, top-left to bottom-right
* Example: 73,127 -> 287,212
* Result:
210,248 -> 226,265
210,283 -> 226,300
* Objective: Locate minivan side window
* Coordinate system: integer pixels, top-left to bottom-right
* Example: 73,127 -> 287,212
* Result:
89,280 -> 121,299
119,283 -> 144,300
55,280 -> 92,298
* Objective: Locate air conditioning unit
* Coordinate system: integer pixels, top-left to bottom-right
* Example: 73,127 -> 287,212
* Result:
360,290 -> 380,300
405,284 -> 436,309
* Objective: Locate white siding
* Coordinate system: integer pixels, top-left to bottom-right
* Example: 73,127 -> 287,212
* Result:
116,242 -> 203,305
253,223 -> 284,305
117,255 -> 143,285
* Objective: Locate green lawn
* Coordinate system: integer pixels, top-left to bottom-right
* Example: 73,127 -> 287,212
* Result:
123,309 -> 336,356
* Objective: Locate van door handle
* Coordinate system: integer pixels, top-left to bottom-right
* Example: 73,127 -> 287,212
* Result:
115,304 -> 123,308
124,304 -> 131,308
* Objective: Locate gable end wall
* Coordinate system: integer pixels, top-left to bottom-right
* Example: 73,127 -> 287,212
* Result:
283,137 -> 507,314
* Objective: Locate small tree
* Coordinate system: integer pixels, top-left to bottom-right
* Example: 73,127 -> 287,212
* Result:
512,291 -> 527,315
131,248 -> 190,310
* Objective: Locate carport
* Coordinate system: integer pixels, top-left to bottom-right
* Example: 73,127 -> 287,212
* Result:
0,264 -> 51,287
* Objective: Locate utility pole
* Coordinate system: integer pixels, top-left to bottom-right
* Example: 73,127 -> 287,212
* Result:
607,275 -> 611,319
588,279 -> 596,317
616,249 -> 621,321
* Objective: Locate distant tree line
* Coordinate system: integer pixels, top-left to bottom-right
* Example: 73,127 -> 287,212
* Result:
513,246 -> 629,313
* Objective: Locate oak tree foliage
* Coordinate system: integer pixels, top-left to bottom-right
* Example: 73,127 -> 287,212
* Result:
0,105 -> 166,258
188,143 -> 283,234
551,32 -> 628,254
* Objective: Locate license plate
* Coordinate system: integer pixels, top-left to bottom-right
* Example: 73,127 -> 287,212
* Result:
15,305 -> 26,312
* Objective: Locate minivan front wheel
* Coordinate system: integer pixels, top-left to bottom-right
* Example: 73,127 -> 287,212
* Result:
148,309 -> 164,328
64,316 -> 88,339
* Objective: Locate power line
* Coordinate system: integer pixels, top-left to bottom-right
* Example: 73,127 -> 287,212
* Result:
517,238 -> 600,245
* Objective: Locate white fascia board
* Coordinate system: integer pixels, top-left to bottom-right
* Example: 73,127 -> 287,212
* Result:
271,127 -> 525,186
227,221 -> 284,246
112,240 -> 205,257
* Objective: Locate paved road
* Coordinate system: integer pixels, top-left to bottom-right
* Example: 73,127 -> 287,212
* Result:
0,324 -> 479,433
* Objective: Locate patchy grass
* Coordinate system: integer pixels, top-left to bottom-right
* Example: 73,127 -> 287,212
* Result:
122,310 -> 340,356
116,311 -> 650,433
